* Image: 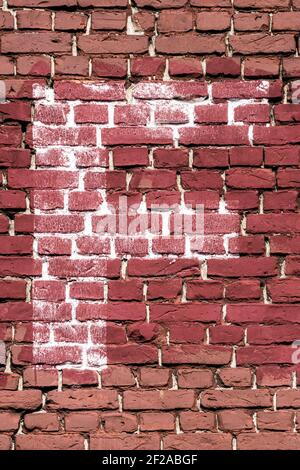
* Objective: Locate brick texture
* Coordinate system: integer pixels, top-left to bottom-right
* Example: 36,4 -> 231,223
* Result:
0,0 -> 300,451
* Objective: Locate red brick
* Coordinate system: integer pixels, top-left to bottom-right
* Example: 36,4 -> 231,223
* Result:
23,368 -> 58,388
140,412 -> 174,431
265,191 -> 298,211
244,57 -> 280,77
283,58 -> 300,77
158,10 -> 193,32
162,345 -> 231,365
102,128 -> 173,146
139,368 -> 170,387
55,56 -> 89,76
218,368 -> 252,388
38,237 -> 71,256
256,366 -> 292,387
78,34 -> 148,54
196,12 -> 231,31
230,33 -> 295,55
131,57 -> 165,77
123,390 -> 195,410
237,346 -> 296,365
54,81 -> 125,101
0,149 -> 30,168
133,11 -> 155,32
226,168 -> 275,188
48,258 -> 120,278
108,280 -> 143,301
0,390 -> 42,409
151,303 -> 220,323
135,0 -> 188,7
0,412 -> 20,431
234,0 -> 289,8
208,258 -> 277,277
274,104 -> 300,123
0,280 -> 26,299
247,325 -> 300,345
195,104 -> 228,124
17,56 -> 51,76
63,369 -> 98,386
101,366 -> 135,387
47,389 -> 118,410
234,12 -> 269,31
90,345 -> 157,366
267,278 -> 300,302
0,373 -> 18,390
206,57 -> 240,76
180,126 -> 249,146
177,369 -> 214,389
115,104 -> 150,126
128,259 -> 200,277
93,58 -> 127,78
113,148 -> 148,167
55,12 -> 87,30
0,0 -> 298,449
156,33 -> 225,54
227,303 -> 300,324
102,412 -> 137,432
273,12 -> 300,31
202,390 -> 272,409
17,10 -> 51,29
226,279 -> 261,300
234,104 -> 270,123
186,280 -> 223,300
2,32 -> 72,53
92,11 -> 127,30
74,104 -> 108,124
155,103 -> 189,124
0,57 -> 14,75
24,413 -> 60,432
16,434 -> 84,450
265,147 -> 300,166
218,410 -> 253,432
0,258 -> 41,276
169,57 -> 202,77
90,433 -> 160,451
228,236 -> 265,254
210,325 -> 244,345
153,148 -> 188,168
65,412 -> 99,432
237,433 -> 300,450
191,0 -> 231,5
247,214 -> 300,233
270,236 -> 300,254
213,80 -> 282,100
164,433 -> 231,450
179,411 -> 215,431
193,148 -> 229,168
0,12 -> 13,29
0,102 -> 31,122
169,323 -> 205,344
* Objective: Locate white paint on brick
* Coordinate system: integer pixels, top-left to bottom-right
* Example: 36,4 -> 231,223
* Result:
257,80 -> 270,94
32,84 -> 47,100
28,81 -> 272,369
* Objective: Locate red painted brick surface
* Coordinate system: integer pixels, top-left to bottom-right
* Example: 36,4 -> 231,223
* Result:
0,0 -> 300,451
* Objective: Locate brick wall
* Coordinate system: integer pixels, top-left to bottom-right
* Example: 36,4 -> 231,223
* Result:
0,0 -> 300,451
